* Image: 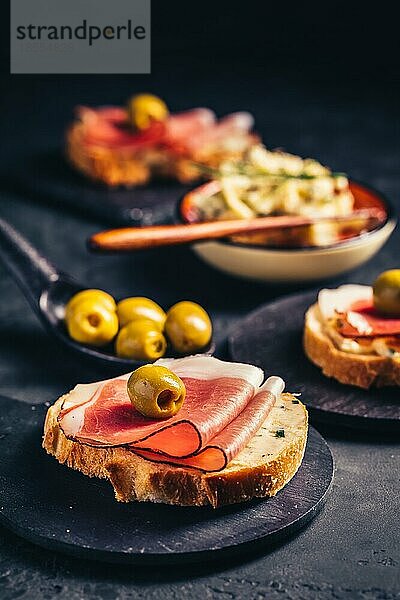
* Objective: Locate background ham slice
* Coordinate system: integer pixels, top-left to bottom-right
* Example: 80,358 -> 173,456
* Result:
318,284 -> 400,337
177,112 -> 255,152
338,300 -> 400,337
318,285 -> 373,320
76,105 -> 255,157
78,106 -> 166,148
58,357 -> 269,467
164,108 -> 216,145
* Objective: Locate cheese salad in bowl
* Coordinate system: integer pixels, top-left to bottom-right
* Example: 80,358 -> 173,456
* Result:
179,145 -> 395,283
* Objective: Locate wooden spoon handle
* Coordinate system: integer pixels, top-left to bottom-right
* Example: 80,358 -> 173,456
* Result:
89,216 -> 310,252
88,209 -> 385,252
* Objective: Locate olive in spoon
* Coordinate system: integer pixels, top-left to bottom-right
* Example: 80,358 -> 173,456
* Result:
0,217 -> 153,370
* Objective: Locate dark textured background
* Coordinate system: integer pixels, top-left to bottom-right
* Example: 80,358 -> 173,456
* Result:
0,1 -> 399,598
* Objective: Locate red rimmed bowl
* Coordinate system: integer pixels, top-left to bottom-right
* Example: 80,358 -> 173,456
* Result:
178,181 -> 396,283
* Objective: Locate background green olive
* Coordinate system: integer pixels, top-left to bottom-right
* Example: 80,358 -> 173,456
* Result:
373,270 -> 400,316
127,94 -> 169,131
165,301 -> 212,354
115,319 -> 167,360
117,297 -> 166,329
127,364 -> 186,418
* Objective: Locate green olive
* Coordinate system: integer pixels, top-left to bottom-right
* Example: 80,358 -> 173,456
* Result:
117,297 -> 166,330
373,270 -> 400,316
165,301 -> 212,354
66,299 -> 119,346
127,364 -> 186,418
127,94 -> 169,131
115,319 -> 167,360
66,289 -> 116,320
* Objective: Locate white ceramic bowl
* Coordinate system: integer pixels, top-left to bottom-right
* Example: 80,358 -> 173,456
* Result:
179,181 -> 396,283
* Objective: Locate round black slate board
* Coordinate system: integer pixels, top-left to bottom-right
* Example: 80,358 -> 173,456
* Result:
0,395 -> 333,565
2,150 -> 190,226
229,291 -> 400,432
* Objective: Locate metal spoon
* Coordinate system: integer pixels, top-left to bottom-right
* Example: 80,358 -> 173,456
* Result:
0,217 -> 162,370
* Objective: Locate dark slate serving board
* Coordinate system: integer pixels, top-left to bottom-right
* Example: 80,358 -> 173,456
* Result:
0,395 -> 333,565
2,149 -> 190,226
229,291 -> 400,432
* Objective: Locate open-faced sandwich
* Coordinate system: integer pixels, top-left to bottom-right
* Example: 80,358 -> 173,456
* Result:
66,94 -> 258,187
43,356 -> 308,508
181,144 -> 384,248
304,271 -> 400,388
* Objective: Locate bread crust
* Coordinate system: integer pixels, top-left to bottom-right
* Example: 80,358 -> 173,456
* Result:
43,393 -> 308,508
66,123 -> 153,187
304,304 -> 400,389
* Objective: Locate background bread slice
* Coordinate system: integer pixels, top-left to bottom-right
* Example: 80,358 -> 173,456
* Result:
66,123 -> 152,187
304,303 -> 400,389
43,392 -> 308,508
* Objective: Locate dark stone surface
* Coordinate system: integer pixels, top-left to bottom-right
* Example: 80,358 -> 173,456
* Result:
2,149 -> 189,227
0,32 -> 399,599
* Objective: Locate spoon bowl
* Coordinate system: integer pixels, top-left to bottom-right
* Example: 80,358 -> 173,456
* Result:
42,276 -> 137,368
0,217 -> 212,371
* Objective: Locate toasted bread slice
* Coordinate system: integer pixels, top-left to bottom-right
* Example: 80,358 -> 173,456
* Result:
66,123 -> 153,187
43,392 -> 307,508
304,303 -> 400,389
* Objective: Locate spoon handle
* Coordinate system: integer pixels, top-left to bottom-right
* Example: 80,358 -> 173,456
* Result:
0,217 -> 60,308
88,216 -> 309,251
88,210 -> 383,252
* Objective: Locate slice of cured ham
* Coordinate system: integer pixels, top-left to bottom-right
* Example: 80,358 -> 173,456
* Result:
164,108 -> 217,145
338,299 -> 400,337
318,284 -> 400,338
76,105 -> 255,157
134,376 -> 284,471
179,112 -> 255,152
318,285 -> 373,320
78,106 -> 166,148
58,356 -> 282,472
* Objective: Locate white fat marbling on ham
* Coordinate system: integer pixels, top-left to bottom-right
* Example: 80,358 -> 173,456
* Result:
155,355 -> 263,388
318,285 -> 373,320
346,311 -> 374,335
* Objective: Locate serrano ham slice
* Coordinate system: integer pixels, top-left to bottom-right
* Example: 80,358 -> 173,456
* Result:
318,285 -> 400,338
338,299 -> 400,337
164,108 -> 216,144
178,112 -> 255,152
78,106 -> 166,149
318,285 -> 373,320
58,356 -> 282,472
76,105 -> 255,158
134,376 -> 283,471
